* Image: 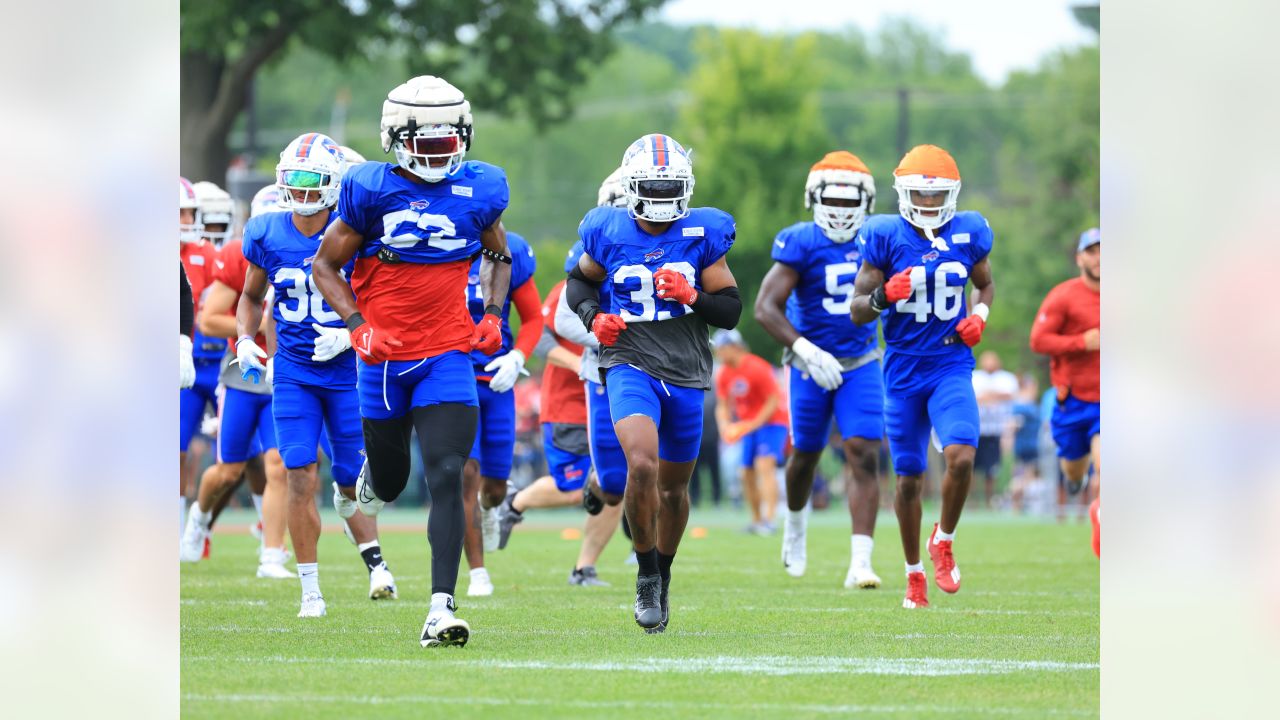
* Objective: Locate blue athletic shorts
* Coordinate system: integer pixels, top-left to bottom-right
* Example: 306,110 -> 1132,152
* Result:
468,380 -> 516,481
586,380 -> 628,495
543,422 -> 592,492
357,350 -> 478,421
884,372 -> 978,476
179,358 -> 221,452
741,424 -> 788,465
789,360 -> 885,453
273,380 -> 364,485
1051,394 -> 1100,461
218,386 -> 276,464
604,364 -> 704,464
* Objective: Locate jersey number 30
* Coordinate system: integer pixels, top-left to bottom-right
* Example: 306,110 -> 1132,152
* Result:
897,262 -> 968,322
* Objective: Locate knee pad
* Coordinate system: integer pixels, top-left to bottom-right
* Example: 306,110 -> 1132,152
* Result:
893,450 -> 926,477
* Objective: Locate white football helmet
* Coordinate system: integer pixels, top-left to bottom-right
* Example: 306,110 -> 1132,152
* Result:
893,144 -> 962,231
276,132 -> 346,216
597,167 -> 627,208
619,134 -> 694,223
192,181 -> 234,246
250,184 -> 288,219
179,177 -> 202,243
339,146 -> 367,166
804,151 -> 876,243
380,76 -> 473,183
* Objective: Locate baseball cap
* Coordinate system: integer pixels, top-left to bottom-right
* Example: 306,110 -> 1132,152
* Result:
711,328 -> 744,349
1077,227 -> 1100,252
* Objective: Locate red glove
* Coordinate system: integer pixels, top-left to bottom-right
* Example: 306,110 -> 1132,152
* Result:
351,322 -> 403,364
653,268 -> 698,305
471,313 -> 503,355
591,313 -> 627,347
955,315 -> 986,347
884,267 -> 915,303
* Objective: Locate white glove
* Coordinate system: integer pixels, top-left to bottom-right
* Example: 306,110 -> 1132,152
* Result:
234,335 -> 268,384
792,336 -> 845,391
312,323 -> 352,362
179,335 -> 196,389
483,349 -> 526,393
265,356 -> 274,386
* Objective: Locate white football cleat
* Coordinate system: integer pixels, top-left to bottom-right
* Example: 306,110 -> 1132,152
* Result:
844,561 -> 883,589
421,593 -> 470,647
355,462 -> 384,517
256,547 -> 294,579
332,482 -> 357,520
297,591 -> 327,618
480,505 -> 499,553
781,520 -> 807,578
369,565 -> 397,600
467,567 -> 494,597
179,506 -> 210,563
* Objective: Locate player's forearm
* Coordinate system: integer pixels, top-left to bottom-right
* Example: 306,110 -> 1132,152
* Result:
566,266 -> 603,329
715,404 -> 732,430
479,257 -> 512,316
754,296 -> 800,347
1030,327 -> 1086,354
690,285 -> 741,329
746,395 -> 779,431
547,345 -> 582,374
235,292 -> 265,341
198,309 -> 238,338
850,294 -> 881,324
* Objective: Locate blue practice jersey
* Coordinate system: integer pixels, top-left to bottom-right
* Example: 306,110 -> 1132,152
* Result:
860,212 -> 993,394
579,205 -> 734,388
466,231 -> 537,372
337,161 -> 509,264
242,211 -> 356,387
771,221 -> 877,359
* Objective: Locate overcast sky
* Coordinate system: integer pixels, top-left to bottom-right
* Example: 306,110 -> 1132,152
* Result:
658,0 -> 1097,85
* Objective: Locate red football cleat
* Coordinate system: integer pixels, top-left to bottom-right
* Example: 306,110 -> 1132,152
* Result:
202,536 -> 211,560
903,571 -> 929,609
1089,498 -> 1100,558
927,524 -> 961,594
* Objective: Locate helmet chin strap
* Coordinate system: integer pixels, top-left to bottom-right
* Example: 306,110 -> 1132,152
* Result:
923,224 -> 949,252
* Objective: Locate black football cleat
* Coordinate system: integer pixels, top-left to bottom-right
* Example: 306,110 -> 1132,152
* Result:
635,573 -> 664,632
581,472 -> 604,516
656,573 -> 670,633
496,493 -> 524,550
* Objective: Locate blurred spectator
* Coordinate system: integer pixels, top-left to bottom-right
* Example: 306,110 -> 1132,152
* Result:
972,351 -> 1018,506
1007,374 -> 1045,512
691,391 -> 723,507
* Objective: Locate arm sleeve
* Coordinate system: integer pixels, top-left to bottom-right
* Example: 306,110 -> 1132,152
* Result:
510,278 -> 544,359
566,263 -> 603,329
180,262 -> 194,336
555,282 -> 599,349
690,285 -> 742,329
1029,288 -> 1086,355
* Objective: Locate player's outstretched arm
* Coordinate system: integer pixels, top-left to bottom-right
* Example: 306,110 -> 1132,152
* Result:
689,256 -> 741,329
235,263 -> 269,343
313,217 -> 363,324
754,262 -> 802,347
849,263 -> 887,325
197,281 -> 240,338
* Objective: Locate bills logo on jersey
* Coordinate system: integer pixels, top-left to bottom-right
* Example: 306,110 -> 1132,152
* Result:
409,200 -> 429,211
730,378 -> 749,397
644,248 -> 665,263
845,249 -> 861,261
303,256 -> 315,266
921,250 -> 940,263
564,466 -> 584,481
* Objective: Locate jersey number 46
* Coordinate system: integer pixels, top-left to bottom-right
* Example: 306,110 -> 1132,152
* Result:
897,261 -> 968,322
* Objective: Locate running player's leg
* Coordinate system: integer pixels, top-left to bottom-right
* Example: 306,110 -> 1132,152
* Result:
782,369 -> 835,577
412,403 -> 478,595
357,360 -> 417,507
254,402 -> 288,559
461,382 -> 488,571
179,379 -> 207,523
833,360 -> 886,587
585,380 -> 627,507
182,387 -> 257,561
572,494 -> 623,585
885,388 -> 932,608
926,373 -> 980,594
274,382 -> 324,590
651,378 -> 704,633
738,430 -> 762,529
751,425 -> 785,529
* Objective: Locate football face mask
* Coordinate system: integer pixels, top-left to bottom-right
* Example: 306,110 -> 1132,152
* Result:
393,124 -> 465,182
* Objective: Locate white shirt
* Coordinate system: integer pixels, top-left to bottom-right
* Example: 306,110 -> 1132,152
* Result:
972,369 -> 1019,437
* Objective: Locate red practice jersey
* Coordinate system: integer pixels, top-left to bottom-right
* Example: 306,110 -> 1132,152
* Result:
1030,277 -> 1100,403
350,257 -> 474,361
715,352 -> 789,426
539,280 -> 587,425
180,241 -> 217,321
215,240 -> 269,351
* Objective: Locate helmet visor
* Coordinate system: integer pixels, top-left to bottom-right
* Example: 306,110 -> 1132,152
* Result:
636,179 -> 685,199
406,134 -> 460,157
280,169 -> 328,189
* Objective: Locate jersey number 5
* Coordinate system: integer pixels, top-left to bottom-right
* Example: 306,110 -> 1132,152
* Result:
897,261 -> 968,322
614,262 -> 697,322
822,262 -> 859,315
275,268 -> 342,324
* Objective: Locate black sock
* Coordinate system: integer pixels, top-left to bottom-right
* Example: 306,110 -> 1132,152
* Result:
360,544 -> 384,573
636,547 -> 659,577
658,551 -> 675,585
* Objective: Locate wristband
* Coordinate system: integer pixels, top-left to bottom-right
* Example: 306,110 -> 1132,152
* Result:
869,287 -> 888,312
236,334 -> 255,346
344,312 -> 366,332
972,303 -> 990,322
484,304 -> 502,317
480,247 -> 513,265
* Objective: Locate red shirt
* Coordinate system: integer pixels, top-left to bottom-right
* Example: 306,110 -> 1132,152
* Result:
214,240 -> 268,351
716,353 -> 788,426
349,257 -> 473,361
1030,277 -> 1100,403
539,281 -> 587,425
179,241 -> 217,323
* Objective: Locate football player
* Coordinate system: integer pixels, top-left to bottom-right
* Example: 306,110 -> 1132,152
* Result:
235,133 -> 399,618
460,229 -> 542,597
192,181 -> 234,247
754,151 -> 885,588
312,76 -> 512,648
1030,228 -> 1100,518
566,135 -> 741,633
850,145 -> 995,610
711,329 -> 787,535
179,178 -> 222,525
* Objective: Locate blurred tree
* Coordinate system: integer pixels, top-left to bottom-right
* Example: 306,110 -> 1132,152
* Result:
180,0 -> 667,181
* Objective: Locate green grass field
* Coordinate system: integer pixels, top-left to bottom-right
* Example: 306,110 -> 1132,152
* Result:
181,506 -> 1098,719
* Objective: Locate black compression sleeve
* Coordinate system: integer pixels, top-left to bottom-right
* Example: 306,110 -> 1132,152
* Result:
180,262 -> 194,336
566,265 -> 603,330
690,285 -> 742,329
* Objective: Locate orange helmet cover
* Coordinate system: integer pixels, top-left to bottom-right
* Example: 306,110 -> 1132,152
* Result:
894,144 -> 960,181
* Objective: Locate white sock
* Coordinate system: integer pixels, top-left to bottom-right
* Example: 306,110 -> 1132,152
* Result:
297,563 -> 320,596
430,592 -> 454,611
786,509 -> 807,533
180,497 -> 187,530
851,534 -> 874,564
934,527 -> 956,543
905,562 -> 924,574
357,540 -> 380,553
251,493 -> 264,520
192,501 -> 212,527
470,567 -> 490,581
